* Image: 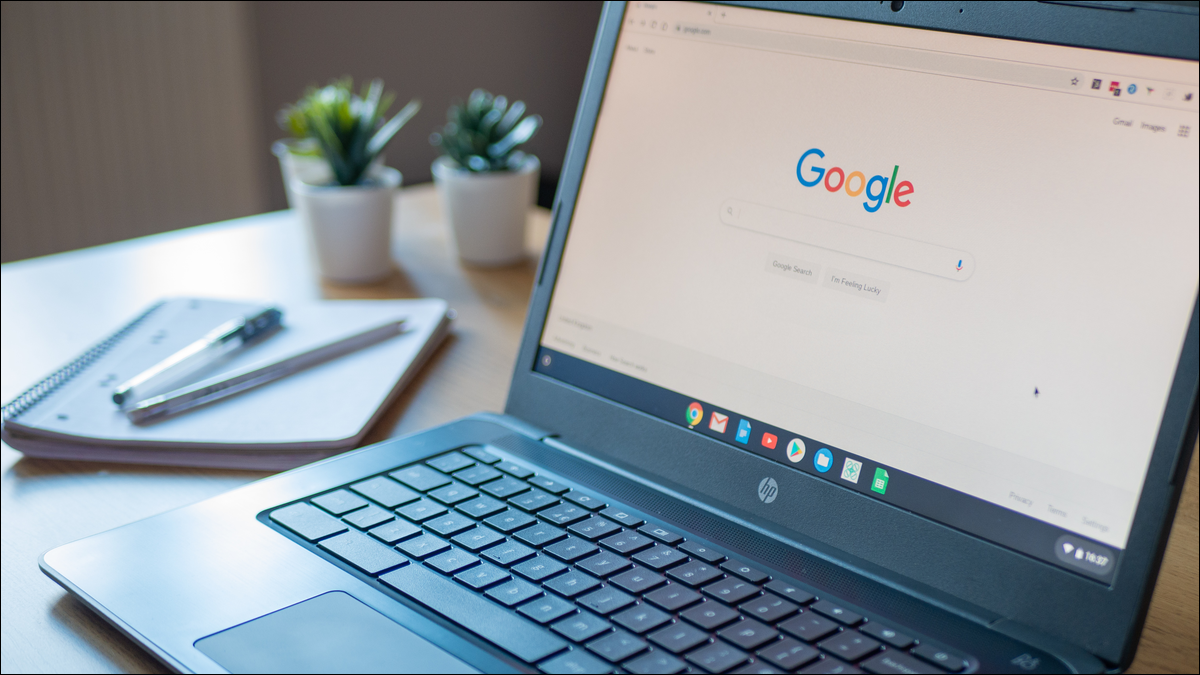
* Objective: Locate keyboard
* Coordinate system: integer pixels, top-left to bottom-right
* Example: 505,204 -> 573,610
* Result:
265,444 -> 976,674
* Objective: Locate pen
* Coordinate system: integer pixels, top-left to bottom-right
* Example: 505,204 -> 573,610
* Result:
112,308 -> 283,406
125,318 -> 407,424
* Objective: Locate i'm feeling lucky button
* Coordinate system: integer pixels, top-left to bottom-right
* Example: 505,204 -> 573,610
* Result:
823,268 -> 890,302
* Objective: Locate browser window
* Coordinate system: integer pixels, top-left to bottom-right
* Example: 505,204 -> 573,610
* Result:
538,1 -> 1199,575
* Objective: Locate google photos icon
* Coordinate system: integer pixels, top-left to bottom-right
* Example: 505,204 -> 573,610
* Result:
786,438 -> 806,463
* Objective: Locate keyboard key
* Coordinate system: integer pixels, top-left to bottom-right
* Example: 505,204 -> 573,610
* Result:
516,522 -> 568,547
427,451 -> 475,474
811,600 -> 862,626
609,566 -> 667,594
740,594 -> 799,623
600,506 -> 645,528
613,604 -> 672,634
637,524 -> 683,545
720,619 -> 778,650
721,560 -> 770,584
600,531 -> 653,555
428,482 -> 479,505
679,540 -> 725,563
765,579 -> 815,605
540,503 -> 591,526
588,629 -> 647,662
686,641 -> 749,673
457,495 -> 508,519
552,610 -> 611,642
485,509 -> 537,533
380,563 -> 567,663
425,548 -> 479,575
425,512 -> 477,537
482,540 -> 537,566
544,570 -> 602,598
666,561 -> 723,587
481,476 -> 531,499
734,662 -> 784,674
529,476 -> 572,494
578,586 -> 636,615
519,593 -> 577,624
779,611 -> 839,642
486,578 -> 543,607
510,488 -> 560,512
514,555 -> 568,582
568,516 -> 621,541
626,649 -> 686,674
631,545 -> 687,571
703,576 -> 760,604
860,651 -> 935,674
819,631 -> 880,663
397,533 -> 451,559
462,445 -> 502,464
350,476 -> 420,507
576,550 -> 633,578
454,464 -> 503,486
455,562 -> 510,590
368,518 -> 421,544
540,649 -> 614,674
644,583 -> 702,611
390,465 -> 452,492
496,460 -> 535,479
648,622 -> 708,654
681,601 -> 739,630
858,623 -> 914,650
311,489 -> 368,515
270,503 -> 347,541
397,498 -> 448,522
341,504 -> 393,530
452,526 -> 505,552
911,643 -> 967,672
799,657 -> 861,673
318,530 -> 408,575
545,536 -> 599,562
563,490 -> 606,510
758,637 -> 820,671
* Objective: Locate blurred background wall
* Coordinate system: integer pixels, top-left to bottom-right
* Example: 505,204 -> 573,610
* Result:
0,1 -> 603,263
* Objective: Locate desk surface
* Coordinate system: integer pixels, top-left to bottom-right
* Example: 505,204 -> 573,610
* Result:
1,185 -> 1196,673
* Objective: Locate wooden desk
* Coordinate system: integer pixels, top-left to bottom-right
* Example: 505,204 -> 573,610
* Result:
1,185 -> 1195,673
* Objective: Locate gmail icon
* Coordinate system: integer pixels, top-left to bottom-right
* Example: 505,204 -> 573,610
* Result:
709,412 -> 729,433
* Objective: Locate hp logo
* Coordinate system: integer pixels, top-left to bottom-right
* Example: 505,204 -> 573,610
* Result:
758,477 -> 778,504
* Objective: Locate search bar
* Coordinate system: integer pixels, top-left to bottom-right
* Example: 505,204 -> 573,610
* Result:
685,16 -> 1084,92
720,199 -> 975,281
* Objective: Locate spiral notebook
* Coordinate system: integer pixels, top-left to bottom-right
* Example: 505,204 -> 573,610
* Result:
0,297 -> 451,470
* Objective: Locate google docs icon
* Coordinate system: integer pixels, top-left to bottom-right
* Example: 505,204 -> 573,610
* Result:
736,420 -> 752,444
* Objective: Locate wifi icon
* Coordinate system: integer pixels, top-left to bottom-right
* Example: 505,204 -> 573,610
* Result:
1062,543 -> 1075,555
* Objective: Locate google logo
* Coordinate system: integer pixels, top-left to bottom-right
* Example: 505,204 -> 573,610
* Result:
796,148 -> 914,213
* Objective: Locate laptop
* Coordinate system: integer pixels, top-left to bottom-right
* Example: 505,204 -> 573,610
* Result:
41,2 -> 1198,673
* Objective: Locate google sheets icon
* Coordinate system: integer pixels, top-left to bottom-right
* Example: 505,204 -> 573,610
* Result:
872,468 -> 889,495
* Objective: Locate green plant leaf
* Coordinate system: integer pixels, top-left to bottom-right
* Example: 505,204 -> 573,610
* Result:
488,115 -> 541,159
367,98 -> 421,157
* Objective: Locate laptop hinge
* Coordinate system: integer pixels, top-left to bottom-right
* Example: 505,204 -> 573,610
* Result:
472,411 -> 556,442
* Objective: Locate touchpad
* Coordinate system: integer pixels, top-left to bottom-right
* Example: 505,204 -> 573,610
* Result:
195,591 -> 479,674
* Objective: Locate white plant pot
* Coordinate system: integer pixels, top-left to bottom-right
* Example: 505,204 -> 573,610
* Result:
272,139 -> 334,208
432,155 -> 539,267
291,166 -> 401,284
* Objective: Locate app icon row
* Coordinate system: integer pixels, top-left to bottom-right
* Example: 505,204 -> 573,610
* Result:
687,401 -> 889,495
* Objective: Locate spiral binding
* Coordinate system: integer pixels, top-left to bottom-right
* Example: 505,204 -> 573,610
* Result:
1,301 -> 166,422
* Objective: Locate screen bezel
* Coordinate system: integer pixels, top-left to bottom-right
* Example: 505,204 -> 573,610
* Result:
506,1 -> 1199,667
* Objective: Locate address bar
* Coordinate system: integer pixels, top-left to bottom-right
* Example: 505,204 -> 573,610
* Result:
720,199 -> 976,281
687,14 -> 1084,91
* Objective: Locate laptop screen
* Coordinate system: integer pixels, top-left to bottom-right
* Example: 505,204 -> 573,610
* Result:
536,1 -> 1199,580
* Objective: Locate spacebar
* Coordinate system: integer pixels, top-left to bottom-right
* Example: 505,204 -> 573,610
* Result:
380,563 -> 568,664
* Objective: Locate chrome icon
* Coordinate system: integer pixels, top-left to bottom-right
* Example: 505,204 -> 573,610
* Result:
786,438 -> 806,463
686,402 -> 704,427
